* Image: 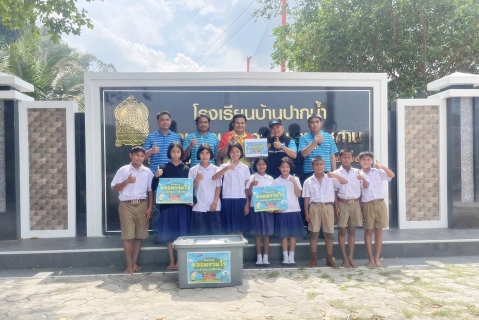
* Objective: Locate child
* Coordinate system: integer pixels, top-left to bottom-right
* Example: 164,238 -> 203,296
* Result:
152,141 -> 192,270
273,157 -> 305,266
303,156 -> 347,268
246,156 -> 275,266
212,143 -> 250,235
333,148 -> 369,268
188,144 -> 222,235
111,146 -> 154,274
358,151 -> 395,268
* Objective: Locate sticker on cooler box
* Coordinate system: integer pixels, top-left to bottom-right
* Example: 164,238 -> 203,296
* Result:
187,252 -> 231,284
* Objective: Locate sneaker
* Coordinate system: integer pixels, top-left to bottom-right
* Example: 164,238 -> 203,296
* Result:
263,257 -> 270,265
255,256 -> 263,266
288,258 -> 296,266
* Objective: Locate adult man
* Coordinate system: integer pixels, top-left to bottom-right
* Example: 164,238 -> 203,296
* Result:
267,119 -> 297,178
218,113 -> 254,168
183,113 -> 219,167
144,110 -> 181,172
299,114 -> 338,179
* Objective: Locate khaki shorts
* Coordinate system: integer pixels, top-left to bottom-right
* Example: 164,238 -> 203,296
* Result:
361,199 -> 388,230
308,203 -> 334,234
337,201 -> 363,228
119,201 -> 149,240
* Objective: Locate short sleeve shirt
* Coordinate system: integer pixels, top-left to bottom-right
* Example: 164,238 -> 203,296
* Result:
143,130 -> 181,172
111,164 -> 153,201
299,131 -> 338,173
183,132 -> 219,167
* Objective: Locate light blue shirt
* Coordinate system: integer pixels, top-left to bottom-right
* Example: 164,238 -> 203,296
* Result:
299,131 -> 338,172
183,132 -> 219,167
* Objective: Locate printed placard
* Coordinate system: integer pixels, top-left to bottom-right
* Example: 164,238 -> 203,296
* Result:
156,178 -> 193,204
244,139 -> 268,157
251,185 -> 288,212
187,252 -> 231,284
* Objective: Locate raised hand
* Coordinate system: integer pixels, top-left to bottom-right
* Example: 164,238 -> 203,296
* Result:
314,134 -> 324,145
126,173 -> 136,184
357,173 -> 365,181
195,172 -> 204,182
155,166 -> 163,178
151,142 -> 159,154
327,172 -> 333,178
273,137 -> 282,149
190,138 -> 198,148
251,176 -> 259,186
230,135 -> 239,145
227,161 -> 236,170
289,174 -> 296,183
374,159 -> 383,170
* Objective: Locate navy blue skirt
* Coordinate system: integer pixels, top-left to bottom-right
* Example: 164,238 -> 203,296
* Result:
250,207 -> 274,236
221,198 -> 249,233
274,211 -> 306,239
156,205 -> 191,242
190,211 -> 222,236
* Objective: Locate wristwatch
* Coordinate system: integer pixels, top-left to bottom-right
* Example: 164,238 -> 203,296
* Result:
281,143 -> 285,150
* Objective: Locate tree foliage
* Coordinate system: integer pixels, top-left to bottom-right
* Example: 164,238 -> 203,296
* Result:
254,0 -> 479,100
0,0 -> 100,41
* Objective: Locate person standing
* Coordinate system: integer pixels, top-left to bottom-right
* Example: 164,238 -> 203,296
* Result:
183,113 -> 219,167
217,114 -> 254,168
267,119 -> 297,178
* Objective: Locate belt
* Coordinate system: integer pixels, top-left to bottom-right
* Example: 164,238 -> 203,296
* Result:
364,199 -> 384,203
121,199 -> 147,204
311,202 -> 333,206
337,197 -> 360,204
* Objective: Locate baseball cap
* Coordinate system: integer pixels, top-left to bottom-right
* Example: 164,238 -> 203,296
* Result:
269,119 -> 283,127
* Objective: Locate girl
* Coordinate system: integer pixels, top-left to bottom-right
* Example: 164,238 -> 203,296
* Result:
246,157 -> 275,266
274,157 -> 305,266
188,144 -> 222,235
212,143 -> 250,235
152,141 -> 192,270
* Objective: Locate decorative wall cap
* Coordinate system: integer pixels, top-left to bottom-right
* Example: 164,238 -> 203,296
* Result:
427,72 -> 479,91
0,73 -> 34,92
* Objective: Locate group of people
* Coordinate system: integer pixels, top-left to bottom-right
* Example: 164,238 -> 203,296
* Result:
111,110 -> 394,274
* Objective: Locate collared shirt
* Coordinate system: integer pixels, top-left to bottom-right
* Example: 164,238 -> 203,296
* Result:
183,131 -> 219,167
218,131 -> 254,168
111,163 -> 153,201
273,175 -> 302,213
246,173 -> 274,207
299,131 -> 338,172
218,162 -> 250,199
143,130 -> 181,172
334,166 -> 362,199
302,174 -> 340,203
360,168 -> 392,202
188,164 -> 222,212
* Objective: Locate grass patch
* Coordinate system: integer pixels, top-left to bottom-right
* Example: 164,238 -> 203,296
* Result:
298,266 -> 305,271
319,273 -> 335,283
306,292 -> 319,300
266,271 -> 280,279
329,299 -> 357,313
429,307 -> 456,318
377,268 -> 403,277
402,309 -> 415,318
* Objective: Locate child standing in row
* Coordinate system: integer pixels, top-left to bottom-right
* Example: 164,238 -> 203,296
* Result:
152,142 -> 192,270
359,151 -> 395,268
247,157 -> 275,266
213,143 -> 250,235
303,156 -> 347,268
273,157 -> 305,266
188,144 -> 222,236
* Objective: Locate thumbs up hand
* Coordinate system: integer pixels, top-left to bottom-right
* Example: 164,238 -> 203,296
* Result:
289,174 -> 296,184
151,142 -> 159,154
251,176 -> 259,186
374,159 -> 383,170
273,137 -> 282,150
126,173 -> 136,184
155,166 -> 163,178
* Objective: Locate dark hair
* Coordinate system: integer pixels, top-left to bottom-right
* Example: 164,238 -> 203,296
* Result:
288,123 -> 300,135
358,151 -> 374,160
307,114 -> 323,123
339,148 -> 354,157
253,156 -> 268,172
228,120 -> 234,131
311,156 -> 325,165
156,110 -> 171,120
258,127 -> 270,138
232,113 -> 247,123
170,120 -> 178,133
195,113 -> 211,124
130,146 -> 146,154
279,157 -> 295,171
167,141 -> 184,159
196,143 -> 213,160
227,142 -> 244,159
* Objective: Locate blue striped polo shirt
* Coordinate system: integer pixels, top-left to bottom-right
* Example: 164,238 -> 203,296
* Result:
183,131 -> 219,167
299,131 -> 338,173
143,130 -> 181,172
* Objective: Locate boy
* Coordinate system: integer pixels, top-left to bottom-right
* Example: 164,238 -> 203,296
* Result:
303,156 -> 347,268
358,151 -> 395,268
334,149 -> 369,268
111,146 -> 154,274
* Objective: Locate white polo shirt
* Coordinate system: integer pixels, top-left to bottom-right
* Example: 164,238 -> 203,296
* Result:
302,174 -> 340,203
360,168 -> 392,202
111,163 -> 153,201
334,166 -> 362,200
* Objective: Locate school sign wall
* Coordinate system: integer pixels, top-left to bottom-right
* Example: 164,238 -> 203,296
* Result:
84,73 -> 389,236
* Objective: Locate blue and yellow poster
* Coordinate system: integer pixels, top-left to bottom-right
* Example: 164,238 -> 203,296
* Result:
156,178 -> 193,204
187,252 -> 231,284
252,185 -> 288,212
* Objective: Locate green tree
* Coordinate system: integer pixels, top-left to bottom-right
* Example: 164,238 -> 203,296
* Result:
255,0 -> 479,100
0,0 -> 101,41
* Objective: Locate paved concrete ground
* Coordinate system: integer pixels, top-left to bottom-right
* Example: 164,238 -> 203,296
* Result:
1,256 -> 479,320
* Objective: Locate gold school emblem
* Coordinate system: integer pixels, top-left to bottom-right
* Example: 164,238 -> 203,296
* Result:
114,96 -> 149,147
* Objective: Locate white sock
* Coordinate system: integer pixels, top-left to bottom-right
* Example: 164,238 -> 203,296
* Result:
283,251 -> 289,263
256,254 -> 263,264
289,251 -> 295,264
263,254 -> 270,264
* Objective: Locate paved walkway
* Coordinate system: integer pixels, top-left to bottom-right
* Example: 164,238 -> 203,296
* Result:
1,257 -> 479,320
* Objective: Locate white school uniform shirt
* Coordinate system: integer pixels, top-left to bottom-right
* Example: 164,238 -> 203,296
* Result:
111,163 -> 153,201
218,162 -> 250,199
189,164 -> 222,212
246,173 -> 274,208
334,166 -> 362,199
302,174 -> 340,203
360,168 -> 392,202
273,175 -> 302,213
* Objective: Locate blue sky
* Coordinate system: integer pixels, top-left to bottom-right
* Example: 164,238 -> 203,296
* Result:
62,0 -> 282,72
